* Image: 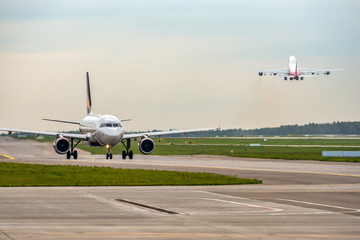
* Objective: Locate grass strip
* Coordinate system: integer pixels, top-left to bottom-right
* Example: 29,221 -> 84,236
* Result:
0,162 -> 261,187
78,144 -> 360,162
14,136 -> 360,162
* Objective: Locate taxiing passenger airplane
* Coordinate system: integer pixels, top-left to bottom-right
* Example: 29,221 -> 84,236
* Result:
0,73 -> 217,159
257,56 -> 343,80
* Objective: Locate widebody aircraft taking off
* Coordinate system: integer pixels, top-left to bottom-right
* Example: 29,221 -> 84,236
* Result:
257,56 -> 343,80
0,73 -> 218,159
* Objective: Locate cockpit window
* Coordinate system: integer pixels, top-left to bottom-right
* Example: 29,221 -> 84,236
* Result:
100,122 -> 122,128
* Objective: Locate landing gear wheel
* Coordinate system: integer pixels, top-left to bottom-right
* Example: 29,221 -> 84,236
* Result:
121,138 -> 133,160
105,146 -> 113,160
66,138 -> 81,160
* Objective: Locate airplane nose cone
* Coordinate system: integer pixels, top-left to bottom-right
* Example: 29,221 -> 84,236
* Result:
97,128 -> 123,146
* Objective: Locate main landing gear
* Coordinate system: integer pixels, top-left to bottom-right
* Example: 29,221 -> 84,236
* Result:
121,138 -> 133,160
67,138 -> 80,159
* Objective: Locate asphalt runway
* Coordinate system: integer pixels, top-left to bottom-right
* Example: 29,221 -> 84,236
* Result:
1,136 -> 360,239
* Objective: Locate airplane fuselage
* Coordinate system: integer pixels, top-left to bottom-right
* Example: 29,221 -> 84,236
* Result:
79,114 -> 124,147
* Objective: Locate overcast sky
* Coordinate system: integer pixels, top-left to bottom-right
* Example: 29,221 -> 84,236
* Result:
0,0 -> 359,132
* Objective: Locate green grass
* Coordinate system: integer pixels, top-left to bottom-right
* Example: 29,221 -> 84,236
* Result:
75,138 -> 360,162
24,135 -> 360,146
13,136 -> 360,162
153,145 -> 360,162
0,162 -> 261,187
155,137 -> 360,146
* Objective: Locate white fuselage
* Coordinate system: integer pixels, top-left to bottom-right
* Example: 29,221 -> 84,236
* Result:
79,114 -> 124,147
288,56 -> 300,78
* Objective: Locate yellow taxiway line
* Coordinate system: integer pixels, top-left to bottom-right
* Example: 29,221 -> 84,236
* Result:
0,154 -> 14,160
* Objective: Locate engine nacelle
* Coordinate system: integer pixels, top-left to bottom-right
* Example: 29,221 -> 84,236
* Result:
258,72 -> 263,76
138,137 -> 155,155
53,137 -> 70,154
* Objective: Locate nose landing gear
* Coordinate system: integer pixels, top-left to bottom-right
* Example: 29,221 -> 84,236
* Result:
106,145 -> 113,159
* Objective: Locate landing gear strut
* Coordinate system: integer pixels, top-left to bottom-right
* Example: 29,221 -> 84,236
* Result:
106,145 -> 113,159
67,138 -> 80,159
121,138 -> 133,160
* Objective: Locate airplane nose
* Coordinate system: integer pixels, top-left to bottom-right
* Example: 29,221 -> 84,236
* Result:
97,128 -> 123,146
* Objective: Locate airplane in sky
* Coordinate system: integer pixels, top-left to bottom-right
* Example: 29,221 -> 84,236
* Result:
0,73 -> 218,160
257,56 -> 343,80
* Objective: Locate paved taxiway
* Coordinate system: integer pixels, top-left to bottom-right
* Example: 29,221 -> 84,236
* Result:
0,136 -> 360,239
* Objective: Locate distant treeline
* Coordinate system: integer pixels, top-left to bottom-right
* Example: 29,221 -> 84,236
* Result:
159,121 -> 360,137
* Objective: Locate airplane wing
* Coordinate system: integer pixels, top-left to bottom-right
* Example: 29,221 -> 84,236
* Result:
299,68 -> 344,76
123,127 -> 218,140
255,68 -> 289,77
0,128 -> 88,141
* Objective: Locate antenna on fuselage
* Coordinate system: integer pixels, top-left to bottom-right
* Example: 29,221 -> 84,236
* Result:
86,72 -> 93,115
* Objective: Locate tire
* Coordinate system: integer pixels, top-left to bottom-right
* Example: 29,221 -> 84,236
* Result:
122,151 -> 127,160
106,153 -> 109,159
110,153 -> 113,159
129,151 -> 133,159
73,150 -> 78,159
66,151 -> 71,159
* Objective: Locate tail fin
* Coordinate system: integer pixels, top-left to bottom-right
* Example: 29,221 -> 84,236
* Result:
86,72 -> 93,115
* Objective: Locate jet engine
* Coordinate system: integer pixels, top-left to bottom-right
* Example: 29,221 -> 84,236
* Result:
258,72 -> 263,76
53,137 -> 70,154
325,71 -> 330,75
138,137 -> 155,155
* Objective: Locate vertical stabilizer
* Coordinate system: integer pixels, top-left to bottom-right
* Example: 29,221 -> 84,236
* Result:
86,72 -> 93,115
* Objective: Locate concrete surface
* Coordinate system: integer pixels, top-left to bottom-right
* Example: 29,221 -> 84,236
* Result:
0,136 -> 360,239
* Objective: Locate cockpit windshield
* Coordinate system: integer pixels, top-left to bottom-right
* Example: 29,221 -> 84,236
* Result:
100,122 -> 122,128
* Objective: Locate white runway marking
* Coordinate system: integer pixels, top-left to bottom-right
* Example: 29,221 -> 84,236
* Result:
274,198 -> 360,212
201,198 -> 283,211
